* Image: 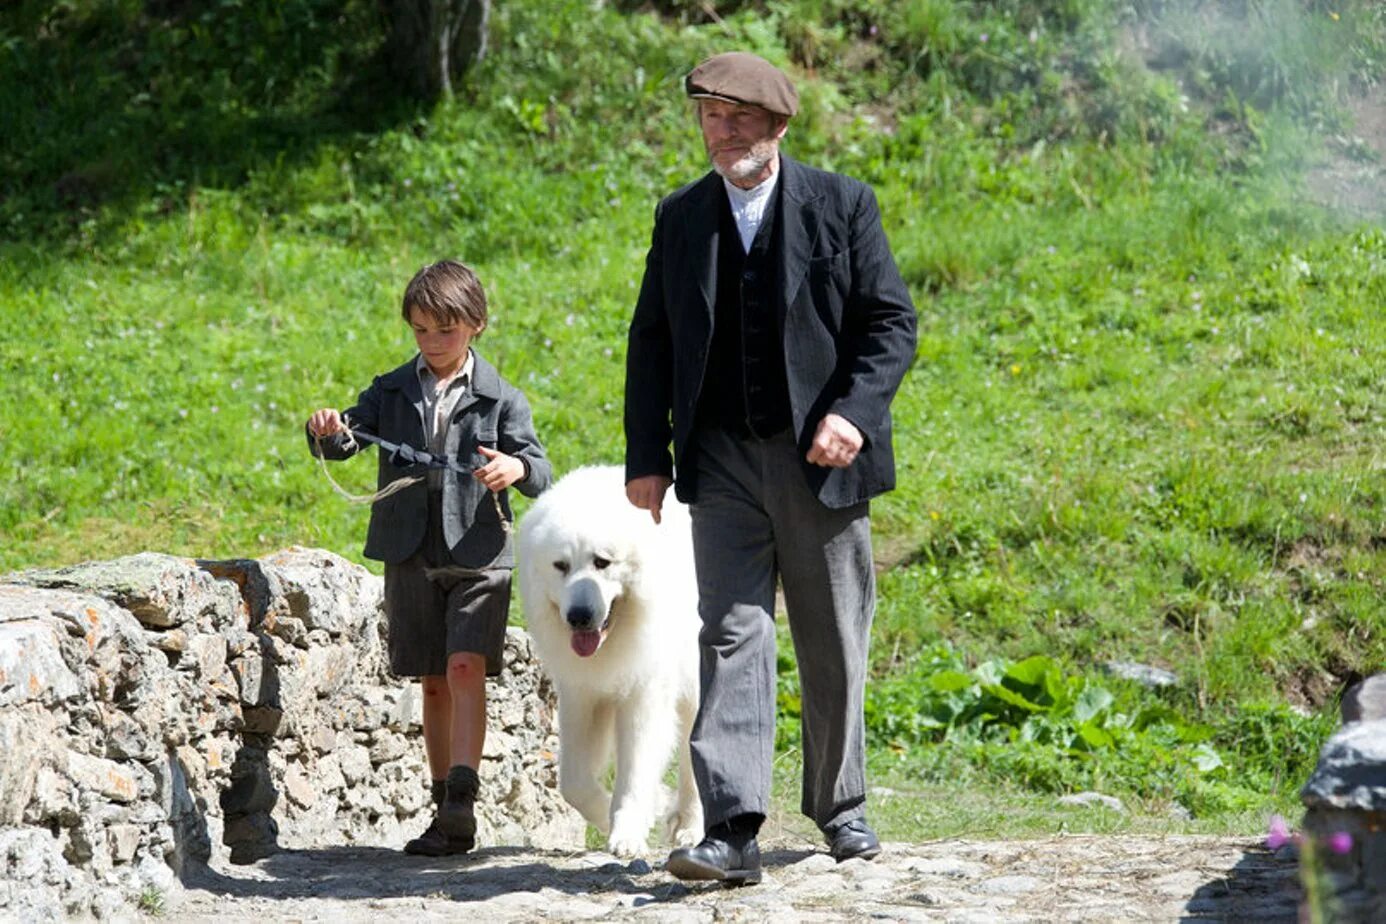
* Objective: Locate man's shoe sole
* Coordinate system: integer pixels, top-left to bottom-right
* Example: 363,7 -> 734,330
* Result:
666,853 -> 762,886
832,842 -> 881,862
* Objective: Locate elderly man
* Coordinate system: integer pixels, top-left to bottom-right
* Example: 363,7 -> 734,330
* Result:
624,51 -> 917,884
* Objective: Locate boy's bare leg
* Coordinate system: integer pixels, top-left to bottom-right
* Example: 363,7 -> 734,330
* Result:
436,651 -> 486,840
446,652 -> 487,767
420,674 -> 452,780
405,673 -> 472,855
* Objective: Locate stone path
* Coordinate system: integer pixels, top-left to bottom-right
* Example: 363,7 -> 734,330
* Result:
173,833 -> 1299,922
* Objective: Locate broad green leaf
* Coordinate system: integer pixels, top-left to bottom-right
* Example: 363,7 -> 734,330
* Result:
1190,744 -> 1225,773
1074,685 -> 1114,724
928,669 -> 975,693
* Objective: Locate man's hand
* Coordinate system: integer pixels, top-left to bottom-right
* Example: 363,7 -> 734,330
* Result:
626,474 -> 673,524
474,446 -> 525,492
308,408 -> 346,438
806,413 -> 864,468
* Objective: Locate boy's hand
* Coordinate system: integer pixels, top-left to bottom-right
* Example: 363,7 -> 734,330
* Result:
308,408 -> 346,438
474,446 -> 525,492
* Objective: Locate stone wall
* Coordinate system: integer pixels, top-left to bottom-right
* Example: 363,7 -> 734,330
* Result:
0,548 -> 583,920
1299,673 -> 1386,922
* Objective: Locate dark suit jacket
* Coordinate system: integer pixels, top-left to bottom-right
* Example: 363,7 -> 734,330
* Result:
309,350 -> 551,568
624,154 -> 917,508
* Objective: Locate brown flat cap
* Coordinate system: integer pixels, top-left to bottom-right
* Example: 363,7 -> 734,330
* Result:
685,52 -> 798,118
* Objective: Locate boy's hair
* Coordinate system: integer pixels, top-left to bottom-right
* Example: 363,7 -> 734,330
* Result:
402,260 -> 488,333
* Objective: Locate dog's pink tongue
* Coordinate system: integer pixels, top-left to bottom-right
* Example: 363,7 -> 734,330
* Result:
571,631 -> 602,658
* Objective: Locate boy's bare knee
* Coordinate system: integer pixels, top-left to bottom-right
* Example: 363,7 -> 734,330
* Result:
446,653 -> 485,684
421,675 -> 448,697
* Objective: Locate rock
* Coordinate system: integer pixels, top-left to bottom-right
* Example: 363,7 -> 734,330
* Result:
107,824 -> 140,864
9,553 -> 241,631
1058,791 -> 1125,812
220,758 -> 277,816
0,705 -> 58,825
0,617 -> 82,708
65,749 -> 139,804
230,649 -> 280,709
1301,719 -> 1386,812
1299,673 -> 1386,920
1341,676 -> 1386,724
1101,660 -> 1177,688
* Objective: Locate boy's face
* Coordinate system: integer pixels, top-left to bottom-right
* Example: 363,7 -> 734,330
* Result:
408,306 -> 478,378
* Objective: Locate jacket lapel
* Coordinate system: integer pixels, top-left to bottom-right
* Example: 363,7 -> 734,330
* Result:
453,350 -> 500,417
379,358 -> 427,439
685,173 -> 722,322
778,154 -> 821,320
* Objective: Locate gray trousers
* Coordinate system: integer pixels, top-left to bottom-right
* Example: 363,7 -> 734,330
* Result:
688,426 -> 874,834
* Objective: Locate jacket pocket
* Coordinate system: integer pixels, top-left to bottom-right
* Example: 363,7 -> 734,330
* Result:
807,251 -> 850,329
809,250 -> 849,282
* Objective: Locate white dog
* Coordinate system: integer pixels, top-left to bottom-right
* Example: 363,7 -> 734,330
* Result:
517,465 -> 703,856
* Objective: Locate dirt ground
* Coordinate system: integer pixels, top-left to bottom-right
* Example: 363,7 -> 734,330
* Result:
171,832 -> 1299,922
1306,84 -> 1386,220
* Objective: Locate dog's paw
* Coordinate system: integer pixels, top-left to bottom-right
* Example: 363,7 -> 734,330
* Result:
606,828 -> 649,858
670,824 -> 701,848
665,805 -> 704,848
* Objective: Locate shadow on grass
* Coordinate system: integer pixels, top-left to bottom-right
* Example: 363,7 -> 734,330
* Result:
0,0 -> 425,245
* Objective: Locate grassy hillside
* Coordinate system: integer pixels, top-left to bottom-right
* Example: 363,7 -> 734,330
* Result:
2,0 -> 1384,837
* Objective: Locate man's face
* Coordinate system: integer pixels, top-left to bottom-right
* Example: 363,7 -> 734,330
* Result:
698,99 -> 786,187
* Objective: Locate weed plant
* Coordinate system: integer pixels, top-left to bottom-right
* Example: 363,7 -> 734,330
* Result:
2,0 -> 1383,836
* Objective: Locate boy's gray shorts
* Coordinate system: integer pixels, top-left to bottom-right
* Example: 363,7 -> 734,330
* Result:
382,560 -> 510,678
381,490 -> 510,678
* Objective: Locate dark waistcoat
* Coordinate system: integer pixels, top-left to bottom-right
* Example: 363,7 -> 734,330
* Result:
697,183 -> 792,438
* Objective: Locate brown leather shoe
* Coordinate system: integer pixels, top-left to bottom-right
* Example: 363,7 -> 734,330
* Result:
403,816 -> 474,856
436,765 -> 479,840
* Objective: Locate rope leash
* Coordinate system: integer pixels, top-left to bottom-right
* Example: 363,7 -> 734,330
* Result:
311,419 -> 510,531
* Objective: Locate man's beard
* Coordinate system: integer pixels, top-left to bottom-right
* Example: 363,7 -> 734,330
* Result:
712,139 -> 777,183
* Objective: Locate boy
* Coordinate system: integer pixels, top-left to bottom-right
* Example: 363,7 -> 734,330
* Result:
307,259 -> 552,856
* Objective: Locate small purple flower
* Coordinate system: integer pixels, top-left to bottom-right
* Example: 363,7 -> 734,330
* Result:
1266,815 -> 1291,850
1327,831 -> 1353,855
980,32 -> 989,43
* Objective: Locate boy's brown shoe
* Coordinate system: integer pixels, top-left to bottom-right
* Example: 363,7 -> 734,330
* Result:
404,815 -> 474,856
436,765 -> 480,840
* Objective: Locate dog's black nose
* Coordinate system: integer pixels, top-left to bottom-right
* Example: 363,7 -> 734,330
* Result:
566,605 -> 597,630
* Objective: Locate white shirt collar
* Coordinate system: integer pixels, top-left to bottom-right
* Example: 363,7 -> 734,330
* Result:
721,169 -> 779,211
722,169 -> 779,253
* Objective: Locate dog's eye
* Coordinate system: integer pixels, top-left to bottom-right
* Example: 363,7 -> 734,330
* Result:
553,561 -> 570,575
593,556 -> 612,570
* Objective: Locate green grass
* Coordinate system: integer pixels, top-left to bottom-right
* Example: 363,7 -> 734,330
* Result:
2,0 -> 1384,838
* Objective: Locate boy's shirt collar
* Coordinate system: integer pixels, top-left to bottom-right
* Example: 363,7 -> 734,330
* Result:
415,349 -> 474,391
380,349 -> 499,401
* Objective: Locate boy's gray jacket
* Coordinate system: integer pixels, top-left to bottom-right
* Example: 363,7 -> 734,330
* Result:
308,351 -> 551,569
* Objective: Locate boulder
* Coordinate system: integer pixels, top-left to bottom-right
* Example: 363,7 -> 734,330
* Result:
1299,678 -> 1386,922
